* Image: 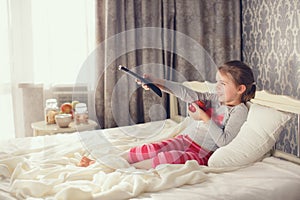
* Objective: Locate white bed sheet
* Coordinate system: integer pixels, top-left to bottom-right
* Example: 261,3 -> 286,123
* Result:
1,118 -> 300,200
134,156 -> 300,200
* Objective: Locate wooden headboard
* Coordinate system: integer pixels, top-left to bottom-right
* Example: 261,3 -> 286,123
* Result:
169,81 -> 300,164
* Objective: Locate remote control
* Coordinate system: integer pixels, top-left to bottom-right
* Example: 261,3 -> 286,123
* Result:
118,65 -> 162,97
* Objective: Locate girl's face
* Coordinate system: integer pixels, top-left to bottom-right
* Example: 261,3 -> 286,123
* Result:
215,71 -> 245,106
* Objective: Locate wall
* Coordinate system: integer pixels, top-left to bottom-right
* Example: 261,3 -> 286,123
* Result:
242,0 -> 300,98
18,84 -> 44,137
242,0 -> 300,156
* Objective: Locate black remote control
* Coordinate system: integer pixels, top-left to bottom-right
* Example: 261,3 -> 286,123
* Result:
118,65 -> 162,97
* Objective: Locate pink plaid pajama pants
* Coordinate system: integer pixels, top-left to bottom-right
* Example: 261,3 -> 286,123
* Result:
128,134 -> 213,168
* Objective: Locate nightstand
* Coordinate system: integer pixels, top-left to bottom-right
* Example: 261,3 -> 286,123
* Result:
31,119 -> 98,136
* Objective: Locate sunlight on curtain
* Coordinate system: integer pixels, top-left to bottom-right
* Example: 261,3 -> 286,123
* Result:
31,0 -> 96,85
0,0 -> 15,140
1,0 -> 95,140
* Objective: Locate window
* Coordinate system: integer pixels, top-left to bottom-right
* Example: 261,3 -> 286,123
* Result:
31,0 -> 96,85
0,0 -> 96,140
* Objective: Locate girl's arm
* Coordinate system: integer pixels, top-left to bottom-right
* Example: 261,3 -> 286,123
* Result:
208,104 -> 248,147
164,80 -> 217,103
138,74 -> 215,102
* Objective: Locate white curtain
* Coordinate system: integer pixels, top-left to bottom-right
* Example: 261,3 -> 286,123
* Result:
0,0 -> 14,141
0,0 -> 96,140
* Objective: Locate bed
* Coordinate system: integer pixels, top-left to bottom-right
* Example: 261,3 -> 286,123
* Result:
1,81 -> 300,200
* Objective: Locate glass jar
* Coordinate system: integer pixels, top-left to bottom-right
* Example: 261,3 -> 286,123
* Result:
74,103 -> 89,124
44,99 -> 59,124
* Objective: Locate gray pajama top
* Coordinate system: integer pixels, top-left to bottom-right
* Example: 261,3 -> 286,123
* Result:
165,80 -> 248,151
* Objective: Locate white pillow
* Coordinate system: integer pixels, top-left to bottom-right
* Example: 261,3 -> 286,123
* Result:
208,103 -> 291,168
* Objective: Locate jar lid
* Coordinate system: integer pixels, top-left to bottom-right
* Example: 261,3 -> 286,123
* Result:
75,103 -> 87,112
46,98 -> 57,103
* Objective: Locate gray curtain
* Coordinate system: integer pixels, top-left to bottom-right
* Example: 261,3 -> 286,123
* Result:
94,0 -> 241,129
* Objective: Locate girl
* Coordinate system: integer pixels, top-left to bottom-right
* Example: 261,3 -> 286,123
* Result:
79,60 -> 256,169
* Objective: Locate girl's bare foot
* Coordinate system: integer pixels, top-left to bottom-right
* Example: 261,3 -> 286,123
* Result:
78,156 -> 95,167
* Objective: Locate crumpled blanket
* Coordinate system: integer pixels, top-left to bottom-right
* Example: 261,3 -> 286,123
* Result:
0,118 -> 239,200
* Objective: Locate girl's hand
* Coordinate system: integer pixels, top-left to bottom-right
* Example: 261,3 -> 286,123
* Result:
136,74 -> 166,91
188,103 -> 210,122
136,74 -> 153,90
